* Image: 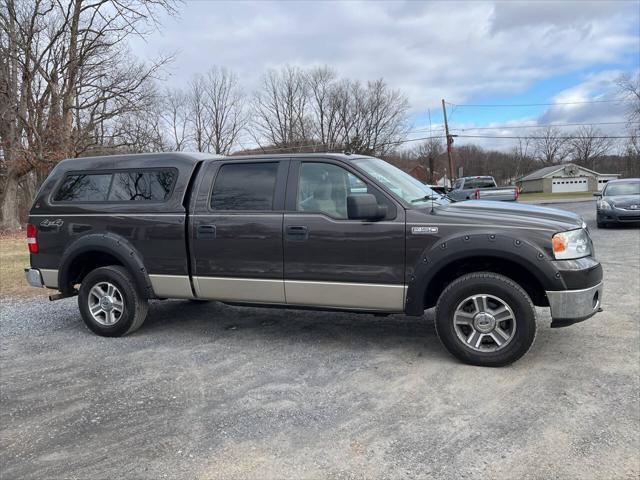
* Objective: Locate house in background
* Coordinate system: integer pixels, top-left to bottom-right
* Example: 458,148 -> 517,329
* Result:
516,163 -> 619,194
408,164 -> 430,183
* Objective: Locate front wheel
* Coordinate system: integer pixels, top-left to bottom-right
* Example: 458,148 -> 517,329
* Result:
78,265 -> 149,337
435,272 -> 537,367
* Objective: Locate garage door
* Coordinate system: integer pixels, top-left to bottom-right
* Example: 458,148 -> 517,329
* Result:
552,177 -> 589,193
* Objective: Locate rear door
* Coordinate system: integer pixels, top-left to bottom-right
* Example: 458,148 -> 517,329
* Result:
283,158 -> 406,312
190,158 -> 289,303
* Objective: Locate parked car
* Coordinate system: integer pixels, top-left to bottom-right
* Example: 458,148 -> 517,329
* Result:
427,185 -> 449,196
594,178 -> 640,228
448,176 -> 519,202
25,153 -> 603,367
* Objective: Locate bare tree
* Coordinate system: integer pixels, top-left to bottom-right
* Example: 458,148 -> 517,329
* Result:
161,87 -> 189,151
512,137 -> 534,179
531,126 -> 570,166
413,136 -> 444,183
252,66 -> 309,150
569,126 -> 612,171
306,66 -> 339,150
617,72 -> 640,177
187,74 -> 208,152
359,79 -> 410,154
202,66 -> 246,155
0,0 -> 176,230
617,72 -> 640,125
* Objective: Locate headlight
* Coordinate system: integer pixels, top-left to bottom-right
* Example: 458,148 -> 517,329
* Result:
598,200 -> 612,210
552,228 -> 592,260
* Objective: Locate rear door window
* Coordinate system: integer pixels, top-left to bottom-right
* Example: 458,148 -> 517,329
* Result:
53,174 -> 112,202
210,162 -> 279,211
109,170 -> 176,201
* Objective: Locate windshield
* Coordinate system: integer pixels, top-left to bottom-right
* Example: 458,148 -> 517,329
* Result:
352,157 -> 450,206
604,182 -> 640,196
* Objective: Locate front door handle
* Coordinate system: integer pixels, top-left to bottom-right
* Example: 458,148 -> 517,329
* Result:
197,224 -> 216,239
286,225 -> 309,241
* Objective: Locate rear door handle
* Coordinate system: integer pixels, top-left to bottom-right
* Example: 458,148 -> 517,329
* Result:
197,224 -> 216,239
286,225 -> 309,241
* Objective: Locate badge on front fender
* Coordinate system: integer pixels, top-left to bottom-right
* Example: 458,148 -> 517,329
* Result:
411,226 -> 438,234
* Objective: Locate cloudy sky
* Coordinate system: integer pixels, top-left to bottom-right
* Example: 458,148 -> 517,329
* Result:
131,0 -> 639,150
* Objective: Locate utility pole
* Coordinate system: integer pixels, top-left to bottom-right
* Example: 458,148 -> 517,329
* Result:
428,109 -> 435,184
441,99 -> 455,185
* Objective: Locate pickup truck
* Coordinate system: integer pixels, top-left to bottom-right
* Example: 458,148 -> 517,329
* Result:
448,176 -> 519,202
25,152 -> 603,367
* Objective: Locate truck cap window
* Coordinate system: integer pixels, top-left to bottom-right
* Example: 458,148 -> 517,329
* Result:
211,162 -> 278,211
54,174 -> 112,202
54,169 -> 176,203
109,171 -> 175,201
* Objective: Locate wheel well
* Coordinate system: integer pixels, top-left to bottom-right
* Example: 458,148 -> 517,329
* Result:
423,256 -> 548,309
64,251 -> 124,291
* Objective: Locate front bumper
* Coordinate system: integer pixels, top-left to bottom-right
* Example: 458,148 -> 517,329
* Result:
546,281 -> 603,328
25,268 -> 44,288
597,209 -> 640,223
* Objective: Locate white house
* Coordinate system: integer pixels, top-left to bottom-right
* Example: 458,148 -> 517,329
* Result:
516,164 -> 619,194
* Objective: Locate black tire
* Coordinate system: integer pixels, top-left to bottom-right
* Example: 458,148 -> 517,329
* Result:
435,272 -> 537,367
78,265 -> 149,337
597,221 -> 606,228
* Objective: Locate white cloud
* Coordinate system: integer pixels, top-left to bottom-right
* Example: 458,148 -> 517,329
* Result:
134,1 -> 638,108
130,0 -> 638,151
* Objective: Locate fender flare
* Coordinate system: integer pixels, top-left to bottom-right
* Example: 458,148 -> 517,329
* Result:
58,232 -> 154,299
404,232 -> 565,315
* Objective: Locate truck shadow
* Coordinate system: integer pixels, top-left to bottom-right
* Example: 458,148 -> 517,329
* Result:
141,299 -> 448,359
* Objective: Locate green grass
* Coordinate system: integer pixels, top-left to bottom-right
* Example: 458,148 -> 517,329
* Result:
519,191 -> 595,201
0,234 -> 48,299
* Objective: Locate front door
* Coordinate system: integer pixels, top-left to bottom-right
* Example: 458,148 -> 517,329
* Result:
190,159 -> 289,303
283,158 -> 406,311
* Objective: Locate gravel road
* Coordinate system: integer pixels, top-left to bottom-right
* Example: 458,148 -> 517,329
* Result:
1,201 -> 639,479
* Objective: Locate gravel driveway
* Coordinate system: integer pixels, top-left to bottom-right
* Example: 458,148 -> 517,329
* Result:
1,201 -> 639,479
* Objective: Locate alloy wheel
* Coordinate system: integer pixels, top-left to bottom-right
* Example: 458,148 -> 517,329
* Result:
453,294 -> 517,352
88,281 -> 124,326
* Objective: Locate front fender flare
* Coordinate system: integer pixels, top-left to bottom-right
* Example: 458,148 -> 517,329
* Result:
58,232 -> 154,298
404,232 -> 564,315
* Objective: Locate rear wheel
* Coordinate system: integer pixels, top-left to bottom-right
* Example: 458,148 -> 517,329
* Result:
435,272 -> 537,367
78,265 -> 148,337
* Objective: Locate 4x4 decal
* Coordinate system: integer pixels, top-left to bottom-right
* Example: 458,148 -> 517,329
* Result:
40,219 -> 64,227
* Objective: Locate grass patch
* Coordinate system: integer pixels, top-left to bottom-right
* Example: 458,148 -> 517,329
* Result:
0,233 -> 49,299
519,191 -> 595,201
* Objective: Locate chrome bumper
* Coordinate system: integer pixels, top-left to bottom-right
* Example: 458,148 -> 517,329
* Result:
25,268 -> 44,288
546,281 -> 603,326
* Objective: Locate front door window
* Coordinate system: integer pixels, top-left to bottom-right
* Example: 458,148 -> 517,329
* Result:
297,162 -> 367,219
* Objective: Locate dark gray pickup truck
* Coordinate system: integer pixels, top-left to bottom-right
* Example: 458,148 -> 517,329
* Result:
25,153 -> 603,366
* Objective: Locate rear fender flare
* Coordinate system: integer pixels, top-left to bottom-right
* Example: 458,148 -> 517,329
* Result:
58,233 -> 154,298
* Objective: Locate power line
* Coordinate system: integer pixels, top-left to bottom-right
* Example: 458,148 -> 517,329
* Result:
449,121 -> 638,132
407,121 -> 636,135
456,134 -> 633,140
445,99 -> 632,107
247,129 -> 636,154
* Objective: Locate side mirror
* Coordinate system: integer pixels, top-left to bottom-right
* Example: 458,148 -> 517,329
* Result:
593,192 -> 602,197
347,194 -> 386,221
